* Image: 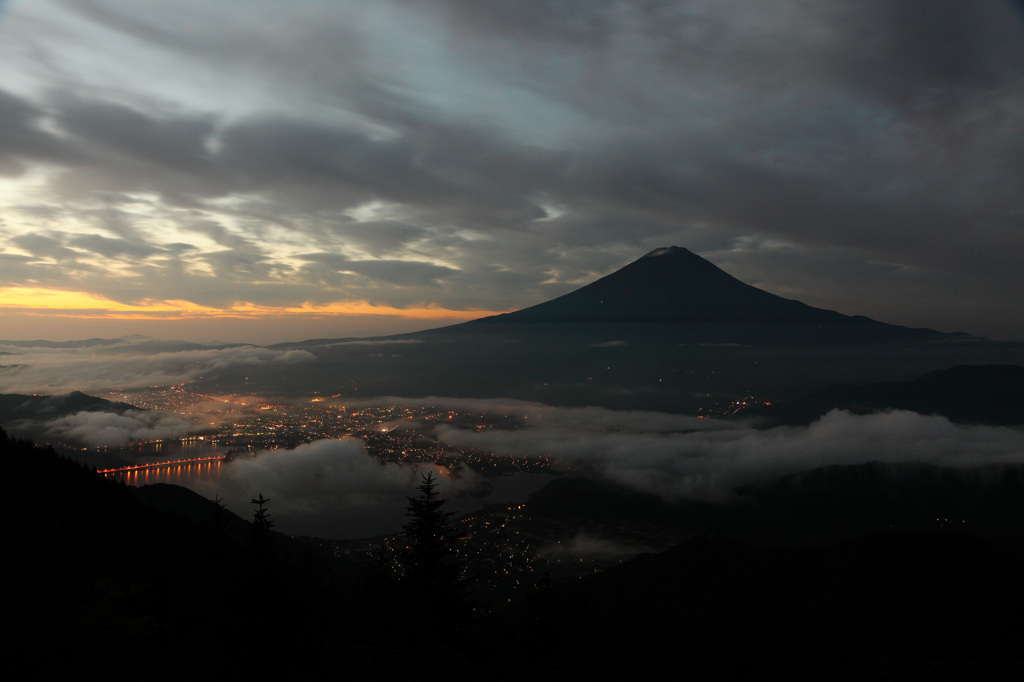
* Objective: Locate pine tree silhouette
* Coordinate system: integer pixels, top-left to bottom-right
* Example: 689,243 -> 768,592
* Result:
251,493 -> 273,534
400,472 -> 457,590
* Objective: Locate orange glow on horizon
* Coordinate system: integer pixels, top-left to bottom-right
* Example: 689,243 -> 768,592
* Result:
0,287 -> 506,322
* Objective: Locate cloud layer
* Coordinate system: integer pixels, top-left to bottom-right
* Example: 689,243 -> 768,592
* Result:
182,399 -> 1024,538
190,438 -> 494,538
435,405 -> 1024,501
43,408 -> 194,448
0,1 -> 1022,340
0,337 -> 314,393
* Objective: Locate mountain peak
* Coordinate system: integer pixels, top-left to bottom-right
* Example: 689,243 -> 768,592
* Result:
643,246 -> 691,258
474,246 -> 854,325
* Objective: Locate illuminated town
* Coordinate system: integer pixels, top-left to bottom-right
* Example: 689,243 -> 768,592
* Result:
96,383 -> 554,475
87,382 -> 697,588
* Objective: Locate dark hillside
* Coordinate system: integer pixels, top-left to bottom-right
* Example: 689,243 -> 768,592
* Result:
524,464 -> 1024,547
2,427 -> 369,679
9,425 -> 1024,679
752,364 -> 1024,426
0,390 -> 139,421
510,532 -> 1024,681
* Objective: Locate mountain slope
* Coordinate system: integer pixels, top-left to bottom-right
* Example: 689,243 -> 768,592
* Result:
472,246 -> 869,325
751,364 -> 1024,426
205,247 -> 1023,410
0,391 -> 139,422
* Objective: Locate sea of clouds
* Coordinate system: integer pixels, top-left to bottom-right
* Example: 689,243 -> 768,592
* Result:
5,341 -> 1024,538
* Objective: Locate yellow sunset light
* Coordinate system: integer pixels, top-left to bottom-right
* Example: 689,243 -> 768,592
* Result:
0,287 -> 503,321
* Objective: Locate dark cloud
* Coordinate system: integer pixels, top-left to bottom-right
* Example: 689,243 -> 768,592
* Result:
67,233 -> 163,258
333,221 -> 428,256
837,0 -> 1024,106
406,0 -> 620,46
298,253 -> 458,288
0,88 -> 78,173
56,97 -> 216,175
0,1 -> 1021,338
11,233 -> 80,262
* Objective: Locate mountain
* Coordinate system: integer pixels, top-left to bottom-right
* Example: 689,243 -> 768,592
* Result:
214,247 -> 1022,410
0,391 -> 146,463
474,246 -> 852,325
455,245 -> 943,348
0,391 -> 140,424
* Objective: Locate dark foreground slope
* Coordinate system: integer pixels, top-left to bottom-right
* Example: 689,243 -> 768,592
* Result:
3,427 -> 377,679
9,426 -> 1024,680
513,532 -> 1024,681
524,463 -> 1024,547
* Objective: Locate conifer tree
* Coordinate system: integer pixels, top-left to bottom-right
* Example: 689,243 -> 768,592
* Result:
400,471 -> 457,589
251,493 -> 273,534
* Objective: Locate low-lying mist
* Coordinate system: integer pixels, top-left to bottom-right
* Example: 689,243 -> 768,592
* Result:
189,439 -> 495,538
178,400 -> 1024,539
0,339 -> 314,394
434,403 -> 1024,501
6,340 -> 1022,540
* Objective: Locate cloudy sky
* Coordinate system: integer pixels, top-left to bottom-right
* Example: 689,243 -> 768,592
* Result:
1,0 -> 1022,343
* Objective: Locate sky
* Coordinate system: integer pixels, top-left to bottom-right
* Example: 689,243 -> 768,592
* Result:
1,0 -> 1022,343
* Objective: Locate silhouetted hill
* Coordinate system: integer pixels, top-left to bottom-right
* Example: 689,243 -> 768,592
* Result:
220,247 -> 1021,410
515,531 -> 1024,681
450,245 -> 943,349
0,390 -> 139,422
0,337 -> 123,348
9,423 -> 1024,679
2,426 -> 372,679
474,246 -> 860,325
0,391 -> 145,460
509,468 -> 1024,678
750,364 -> 1024,426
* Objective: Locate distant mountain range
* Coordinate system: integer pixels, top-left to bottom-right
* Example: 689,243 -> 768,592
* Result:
0,336 -> 247,351
748,364 -> 1024,426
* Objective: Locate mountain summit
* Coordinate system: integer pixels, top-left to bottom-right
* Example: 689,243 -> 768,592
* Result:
234,246 -> 1003,411
474,246 -> 850,325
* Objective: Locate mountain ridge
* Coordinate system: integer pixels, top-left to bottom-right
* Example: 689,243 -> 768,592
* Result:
748,364 -> 1024,426
469,246 -> 890,327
